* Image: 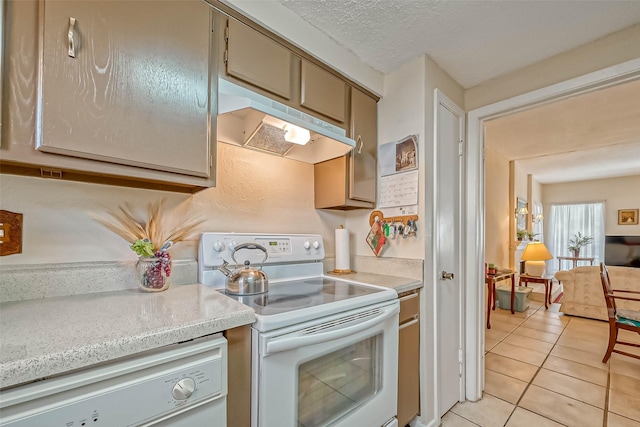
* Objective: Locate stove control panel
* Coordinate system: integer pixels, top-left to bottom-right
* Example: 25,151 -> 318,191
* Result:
199,233 -> 324,265
255,238 -> 292,255
198,233 -> 326,289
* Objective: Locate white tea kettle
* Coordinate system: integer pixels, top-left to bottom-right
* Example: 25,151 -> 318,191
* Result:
216,243 -> 269,295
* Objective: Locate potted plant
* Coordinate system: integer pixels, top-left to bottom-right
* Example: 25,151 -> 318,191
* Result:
567,232 -> 594,257
527,231 -> 538,241
95,200 -> 203,292
517,229 -> 527,241
488,263 -> 497,275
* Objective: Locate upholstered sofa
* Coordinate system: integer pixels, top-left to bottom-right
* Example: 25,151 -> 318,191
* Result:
554,266 -> 640,321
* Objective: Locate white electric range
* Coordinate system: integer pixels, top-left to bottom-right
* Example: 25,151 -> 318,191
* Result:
198,233 -> 399,427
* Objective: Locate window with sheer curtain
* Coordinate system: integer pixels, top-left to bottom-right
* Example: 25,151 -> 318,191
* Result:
547,202 -> 605,274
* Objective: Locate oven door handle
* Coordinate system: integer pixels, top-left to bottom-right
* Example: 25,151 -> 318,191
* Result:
264,303 -> 399,355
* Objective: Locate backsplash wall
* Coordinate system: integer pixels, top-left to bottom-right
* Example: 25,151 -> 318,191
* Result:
0,143 -> 345,265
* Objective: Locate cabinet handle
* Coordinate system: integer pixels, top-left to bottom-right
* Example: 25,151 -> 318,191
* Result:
399,317 -> 419,330
399,292 -> 419,303
68,17 -> 77,58
356,135 -> 363,154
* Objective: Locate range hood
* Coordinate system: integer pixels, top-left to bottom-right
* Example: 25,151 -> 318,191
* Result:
217,79 -> 355,164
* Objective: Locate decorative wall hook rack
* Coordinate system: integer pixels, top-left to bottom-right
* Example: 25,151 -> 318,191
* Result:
368,210 -> 419,228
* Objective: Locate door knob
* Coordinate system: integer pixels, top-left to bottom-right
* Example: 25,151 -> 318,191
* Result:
441,271 -> 454,280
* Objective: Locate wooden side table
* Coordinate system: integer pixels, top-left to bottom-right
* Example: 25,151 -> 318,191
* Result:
485,269 -> 515,329
519,274 -> 554,309
557,256 -> 595,270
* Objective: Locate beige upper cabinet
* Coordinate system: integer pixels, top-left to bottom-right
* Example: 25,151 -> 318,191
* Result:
300,60 -> 347,124
314,87 -> 377,210
225,17 -> 293,101
221,16 -> 349,129
349,87 -> 377,203
37,0 -> 213,179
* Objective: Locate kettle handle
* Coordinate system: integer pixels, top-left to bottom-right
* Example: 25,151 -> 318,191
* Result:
231,243 -> 269,267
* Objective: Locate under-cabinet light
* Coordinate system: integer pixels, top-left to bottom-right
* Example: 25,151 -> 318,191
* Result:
283,124 -> 311,145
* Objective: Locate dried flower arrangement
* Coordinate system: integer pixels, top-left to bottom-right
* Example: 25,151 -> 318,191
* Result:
95,200 -> 204,290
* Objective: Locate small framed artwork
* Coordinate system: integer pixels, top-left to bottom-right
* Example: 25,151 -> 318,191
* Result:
618,209 -> 639,225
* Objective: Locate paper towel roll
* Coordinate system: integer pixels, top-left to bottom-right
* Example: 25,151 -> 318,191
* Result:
335,226 -> 350,272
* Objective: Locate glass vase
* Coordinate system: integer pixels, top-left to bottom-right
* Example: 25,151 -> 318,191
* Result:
135,256 -> 170,292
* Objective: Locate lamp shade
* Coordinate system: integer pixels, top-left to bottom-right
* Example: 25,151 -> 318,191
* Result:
521,242 -> 553,261
521,242 -> 553,276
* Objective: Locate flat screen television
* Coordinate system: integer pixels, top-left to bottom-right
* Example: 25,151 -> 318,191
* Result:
604,236 -> 640,268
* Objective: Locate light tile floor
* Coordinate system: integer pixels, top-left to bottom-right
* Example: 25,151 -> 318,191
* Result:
442,299 -> 640,427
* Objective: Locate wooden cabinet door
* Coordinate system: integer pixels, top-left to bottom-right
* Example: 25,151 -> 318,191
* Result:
398,319 -> 420,426
398,291 -> 420,426
300,60 -> 346,123
349,88 -> 377,202
226,18 -> 292,101
38,1 -> 212,178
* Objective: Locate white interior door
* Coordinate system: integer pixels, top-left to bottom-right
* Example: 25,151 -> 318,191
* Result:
435,90 -> 465,417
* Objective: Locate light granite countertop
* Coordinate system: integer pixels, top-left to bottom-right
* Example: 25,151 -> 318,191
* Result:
328,271 -> 423,294
0,284 -> 255,389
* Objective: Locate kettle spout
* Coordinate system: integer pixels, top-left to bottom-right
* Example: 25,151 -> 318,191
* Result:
215,260 -> 233,277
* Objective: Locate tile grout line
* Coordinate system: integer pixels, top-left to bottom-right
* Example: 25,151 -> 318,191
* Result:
488,303 -> 573,426
484,302 -> 640,426
489,304 -> 555,426
491,307 -> 621,426
522,318 -> 620,425
603,362 -> 611,427
483,304 -> 541,426
507,306 -> 570,426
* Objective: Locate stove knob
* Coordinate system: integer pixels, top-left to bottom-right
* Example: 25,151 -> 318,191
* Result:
303,240 -> 311,250
313,241 -> 320,250
228,241 -> 237,252
213,241 -> 225,252
172,377 -> 196,400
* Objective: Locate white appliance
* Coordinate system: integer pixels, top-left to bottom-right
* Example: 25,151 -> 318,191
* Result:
199,233 -> 399,427
0,335 -> 227,427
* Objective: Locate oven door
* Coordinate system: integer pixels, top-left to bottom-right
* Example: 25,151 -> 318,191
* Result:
252,299 -> 399,427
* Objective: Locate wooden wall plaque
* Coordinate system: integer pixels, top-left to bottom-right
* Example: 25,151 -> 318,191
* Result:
0,210 -> 23,256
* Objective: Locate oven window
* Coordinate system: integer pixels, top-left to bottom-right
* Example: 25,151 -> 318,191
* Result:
297,334 -> 381,427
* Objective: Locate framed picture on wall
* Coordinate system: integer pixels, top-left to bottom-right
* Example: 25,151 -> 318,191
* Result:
618,209 -> 639,225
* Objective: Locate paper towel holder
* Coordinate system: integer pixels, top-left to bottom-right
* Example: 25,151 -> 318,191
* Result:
329,225 -> 354,276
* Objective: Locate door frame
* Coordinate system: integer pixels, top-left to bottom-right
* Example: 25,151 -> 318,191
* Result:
465,57 -> 640,401
433,89 -> 466,418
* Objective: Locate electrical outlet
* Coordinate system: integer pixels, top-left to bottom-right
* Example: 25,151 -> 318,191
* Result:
0,210 -> 23,256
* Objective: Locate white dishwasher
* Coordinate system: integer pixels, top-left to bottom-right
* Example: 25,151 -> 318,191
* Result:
0,334 -> 227,427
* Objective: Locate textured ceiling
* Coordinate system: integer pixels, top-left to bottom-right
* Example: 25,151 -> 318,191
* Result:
485,79 -> 640,183
271,0 -> 640,182
274,0 -> 640,88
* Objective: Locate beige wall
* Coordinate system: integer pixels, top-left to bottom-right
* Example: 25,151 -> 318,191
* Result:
346,55 -> 464,260
0,143 -> 344,265
484,146 -> 510,268
0,2 -> 466,267
0,0 -> 349,266
347,56 -> 426,258
465,24 -> 640,110
515,163 -> 528,205
542,175 -> 640,236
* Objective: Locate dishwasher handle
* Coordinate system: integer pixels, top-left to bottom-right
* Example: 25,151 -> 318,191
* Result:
264,303 -> 399,355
